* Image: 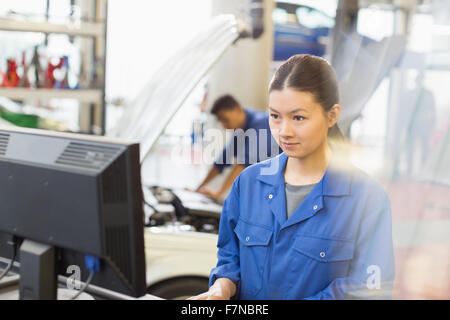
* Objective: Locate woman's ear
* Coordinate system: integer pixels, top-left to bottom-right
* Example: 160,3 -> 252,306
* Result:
328,104 -> 341,128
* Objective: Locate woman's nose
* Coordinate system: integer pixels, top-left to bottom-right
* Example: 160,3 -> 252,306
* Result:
279,120 -> 294,138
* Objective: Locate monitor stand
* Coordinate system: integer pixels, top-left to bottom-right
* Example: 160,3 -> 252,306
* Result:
19,239 -> 56,300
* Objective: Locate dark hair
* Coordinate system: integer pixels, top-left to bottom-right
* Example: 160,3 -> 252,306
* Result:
269,54 -> 345,142
210,94 -> 241,115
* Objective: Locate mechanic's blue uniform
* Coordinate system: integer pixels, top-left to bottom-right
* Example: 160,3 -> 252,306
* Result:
214,108 -> 282,173
209,152 -> 395,299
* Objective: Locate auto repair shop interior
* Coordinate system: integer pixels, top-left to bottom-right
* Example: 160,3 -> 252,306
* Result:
0,0 -> 449,301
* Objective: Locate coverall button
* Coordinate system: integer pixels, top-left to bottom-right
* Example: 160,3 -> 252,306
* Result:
320,251 -> 326,258
246,236 -> 250,242
313,205 -> 318,210
268,194 -> 273,199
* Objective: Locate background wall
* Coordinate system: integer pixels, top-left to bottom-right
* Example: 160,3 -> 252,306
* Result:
207,0 -> 275,112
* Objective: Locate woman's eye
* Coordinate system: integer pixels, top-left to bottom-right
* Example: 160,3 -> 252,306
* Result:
270,113 -> 279,120
293,115 -> 305,121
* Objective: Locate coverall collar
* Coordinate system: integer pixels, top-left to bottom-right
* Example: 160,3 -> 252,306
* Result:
257,152 -> 353,228
256,151 -> 352,197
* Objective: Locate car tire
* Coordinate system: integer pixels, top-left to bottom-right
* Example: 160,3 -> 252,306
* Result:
148,277 -> 210,300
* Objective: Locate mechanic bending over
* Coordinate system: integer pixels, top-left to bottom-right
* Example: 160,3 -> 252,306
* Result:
195,94 -> 282,200
189,54 -> 395,300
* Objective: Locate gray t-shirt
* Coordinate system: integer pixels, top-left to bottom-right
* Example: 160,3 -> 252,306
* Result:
285,182 -> 317,219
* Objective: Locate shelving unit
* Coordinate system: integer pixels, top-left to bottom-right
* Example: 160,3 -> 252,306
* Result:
0,18 -> 105,37
0,0 -> 108,135
0,87 -> 102,102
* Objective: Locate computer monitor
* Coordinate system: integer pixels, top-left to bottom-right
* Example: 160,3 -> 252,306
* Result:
0,126 -> 146,299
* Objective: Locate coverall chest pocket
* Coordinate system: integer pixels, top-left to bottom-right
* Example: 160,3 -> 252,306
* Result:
289,234 -> 355,294
234,219 -> 273,297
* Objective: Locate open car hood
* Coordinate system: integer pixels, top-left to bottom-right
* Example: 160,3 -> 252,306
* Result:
107,15 -> 246,163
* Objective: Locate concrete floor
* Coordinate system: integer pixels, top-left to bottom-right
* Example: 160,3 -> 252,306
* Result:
386,180 -> 450,299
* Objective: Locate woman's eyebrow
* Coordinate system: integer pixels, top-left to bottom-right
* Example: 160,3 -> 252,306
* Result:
269,107 -> 308,114
268,107 -> 280,113
289,108 -> 308,114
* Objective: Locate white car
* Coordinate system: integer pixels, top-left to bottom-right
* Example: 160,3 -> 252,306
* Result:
141,185 -> 222,299
144,225 -> 218,299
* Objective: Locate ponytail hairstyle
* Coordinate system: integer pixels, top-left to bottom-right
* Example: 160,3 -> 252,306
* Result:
269,54 -> 348,153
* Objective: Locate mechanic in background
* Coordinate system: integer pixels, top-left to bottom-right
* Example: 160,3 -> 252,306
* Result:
195,94 -> 281,200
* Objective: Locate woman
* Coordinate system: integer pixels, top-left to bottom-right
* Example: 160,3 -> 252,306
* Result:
189,54 -> 395,300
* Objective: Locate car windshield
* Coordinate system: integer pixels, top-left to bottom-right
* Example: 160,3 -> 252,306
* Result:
273,7 -> 298,25
296,6 -> 335,29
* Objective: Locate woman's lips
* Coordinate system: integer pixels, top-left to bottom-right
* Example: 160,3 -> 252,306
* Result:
281,141 -> 299,149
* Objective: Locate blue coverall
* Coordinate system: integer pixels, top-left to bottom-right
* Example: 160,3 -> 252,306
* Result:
209,152 -> 395,299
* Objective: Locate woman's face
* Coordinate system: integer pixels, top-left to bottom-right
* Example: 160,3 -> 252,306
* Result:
268,88 -> 332,159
